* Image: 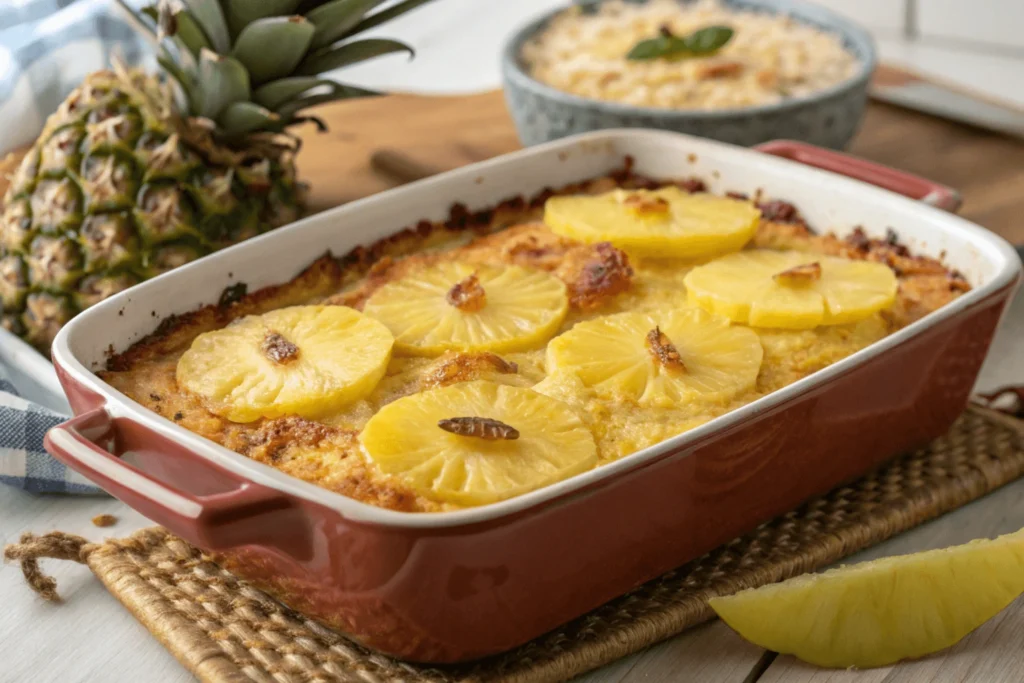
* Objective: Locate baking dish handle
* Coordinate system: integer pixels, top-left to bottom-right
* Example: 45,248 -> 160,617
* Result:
44,408 -> 308,554
755,140 -> 962,212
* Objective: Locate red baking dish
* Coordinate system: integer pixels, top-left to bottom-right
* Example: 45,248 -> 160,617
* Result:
45,131 -> 1021,662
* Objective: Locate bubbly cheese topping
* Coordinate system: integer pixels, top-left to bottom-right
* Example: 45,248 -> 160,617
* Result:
102,181 -> 967,512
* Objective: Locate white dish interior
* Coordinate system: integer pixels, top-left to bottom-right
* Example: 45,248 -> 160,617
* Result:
52,129 -> 1022,528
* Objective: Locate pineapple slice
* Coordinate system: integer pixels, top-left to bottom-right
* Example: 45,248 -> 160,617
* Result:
546,308 -> 763,407
359,381 -> 597,505
684,249 -> 898,329
711,528 -> 1024,668
362,262 -> 568,357
177,305 -> 393,422
544,187 -> 760,259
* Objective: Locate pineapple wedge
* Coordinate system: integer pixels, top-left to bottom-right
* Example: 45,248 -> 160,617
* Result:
177,305 -> 392,423
362,262 -> 568,357
544,187 -> 760,259
684,249 -> 898,329
711,528 -> 1024,668
546,308 -> 763,407
359,381 -> 597,505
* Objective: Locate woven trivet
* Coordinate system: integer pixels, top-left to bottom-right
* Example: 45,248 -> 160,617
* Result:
6,406 -> 1024,683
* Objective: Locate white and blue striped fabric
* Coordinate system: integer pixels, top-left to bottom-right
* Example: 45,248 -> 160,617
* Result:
0,0 -> 150,153
0,0 -> 148,494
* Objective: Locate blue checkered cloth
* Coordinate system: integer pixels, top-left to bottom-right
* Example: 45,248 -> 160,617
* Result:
0,0 -> 147,494
0,365 -> 102,494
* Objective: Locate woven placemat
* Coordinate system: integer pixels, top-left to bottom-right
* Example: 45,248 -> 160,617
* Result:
6,406 -> 1024,683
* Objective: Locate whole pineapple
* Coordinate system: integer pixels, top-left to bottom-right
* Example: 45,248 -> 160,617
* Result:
0,0 -> 432,351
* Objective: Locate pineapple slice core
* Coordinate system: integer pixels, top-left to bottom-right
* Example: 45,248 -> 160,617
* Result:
362,262 -> 568,357
684,249 -> 899,329
176,305 -> 393,423
546,308 -> 763,407
544,187 -> 761,259
359,381 -> 598,505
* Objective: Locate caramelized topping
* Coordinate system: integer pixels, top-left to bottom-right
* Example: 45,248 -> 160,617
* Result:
623,193 -> 670,215
567,242 -> 634,310
645,326 -> 686,373
438,416 -> 520,441
261,331 -> 299,364
422,352 -> 519,390
697,60 -> 745,80
774,262 -> 822,286
446,273 -> 487,312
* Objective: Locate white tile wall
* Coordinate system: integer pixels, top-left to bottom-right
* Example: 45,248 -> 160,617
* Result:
818,0 -> 1024,52
918,0 -> 1024,52
805,0 -> 905,33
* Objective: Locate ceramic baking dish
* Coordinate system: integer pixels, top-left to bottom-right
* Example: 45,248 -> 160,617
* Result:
45,131 -> 1021,662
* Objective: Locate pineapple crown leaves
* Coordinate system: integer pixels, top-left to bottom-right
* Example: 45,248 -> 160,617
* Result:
113,0 -> 434,138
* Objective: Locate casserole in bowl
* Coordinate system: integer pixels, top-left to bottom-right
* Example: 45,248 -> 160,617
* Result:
46,131 -> 1021,661
502,0 -> 876,148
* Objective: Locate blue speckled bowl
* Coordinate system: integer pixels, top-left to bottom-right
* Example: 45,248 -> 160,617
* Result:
502,0 -> 877,149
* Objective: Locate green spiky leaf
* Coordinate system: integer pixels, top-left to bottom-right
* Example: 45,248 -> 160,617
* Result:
307,0 -> 387,49
112,0 -> 158,40
169,9 -> 213,58
232,16 -> 315,85
345,0 -> 434,36
298,38 -> 413,75
219,102 -> 282,134
182,0 -> 231,53
157,53 -> 201,112
275,86 -> 379,119
225,0 -> 302,37
253,76 -> 336,110
196,49 -> 250,120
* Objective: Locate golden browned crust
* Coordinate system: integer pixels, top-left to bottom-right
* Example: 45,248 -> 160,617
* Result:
420,352 -> 519,391
101,159 -> 969,512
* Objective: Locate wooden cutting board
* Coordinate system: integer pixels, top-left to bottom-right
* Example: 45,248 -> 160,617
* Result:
293,90 -> 1024,245
3,90 -> 1023,245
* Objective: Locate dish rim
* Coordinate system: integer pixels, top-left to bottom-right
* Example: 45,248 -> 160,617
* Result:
501,0 -> 877,119
50,128 -> 1022,530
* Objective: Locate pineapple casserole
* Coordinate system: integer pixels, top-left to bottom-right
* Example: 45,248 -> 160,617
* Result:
521,0 -> 860,110
102,166 -> 970,512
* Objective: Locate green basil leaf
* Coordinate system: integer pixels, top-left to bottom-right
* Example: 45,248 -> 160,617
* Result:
683,25 -> 734,54
626,36 -> 688,61
627,24 -> 734,61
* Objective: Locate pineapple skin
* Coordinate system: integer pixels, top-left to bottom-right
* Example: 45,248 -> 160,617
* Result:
0,70 -> 304,352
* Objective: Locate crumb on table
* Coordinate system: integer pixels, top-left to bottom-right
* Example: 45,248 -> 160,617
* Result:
91,514 -> 118,527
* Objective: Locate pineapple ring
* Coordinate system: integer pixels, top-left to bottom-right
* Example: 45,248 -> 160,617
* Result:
362,262 -> 569,357
176,305 -> 393,423
359,381 -> 597,505
546,308 -> 763,407
544,187 -> 761,259
684,249 -> 899,329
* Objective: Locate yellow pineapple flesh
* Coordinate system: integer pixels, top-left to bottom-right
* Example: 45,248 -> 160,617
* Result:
684,249 -> 898,329
711,528 -> 1024,669
544,187 -> 761,259
176,305 -> 393,422
546,308 -> 763,407
359,381 -> 597,505
361,262 -> 568,357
